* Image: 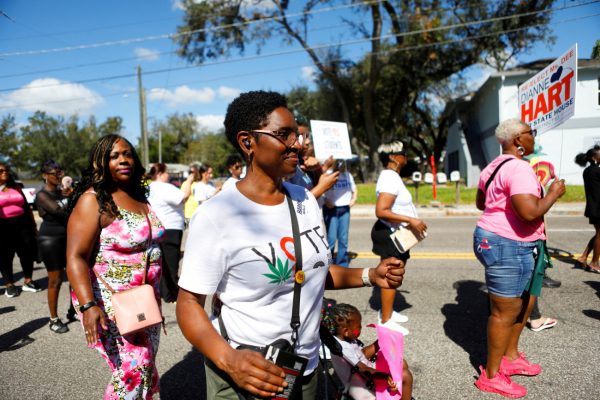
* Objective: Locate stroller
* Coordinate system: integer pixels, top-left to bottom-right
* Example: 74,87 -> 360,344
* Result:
319,299 -> 375,400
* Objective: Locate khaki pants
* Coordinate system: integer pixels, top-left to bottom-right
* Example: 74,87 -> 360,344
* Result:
205,359 -> 318,399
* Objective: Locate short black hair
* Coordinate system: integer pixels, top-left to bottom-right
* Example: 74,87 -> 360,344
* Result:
224,91 -> 288,156
225,154 -> 242,168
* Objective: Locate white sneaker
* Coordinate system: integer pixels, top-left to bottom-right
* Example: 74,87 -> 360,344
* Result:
378,310 -> 409,324
380,319 -> 410,336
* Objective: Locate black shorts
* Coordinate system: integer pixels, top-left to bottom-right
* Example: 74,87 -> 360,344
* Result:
371,219 -> 410,262
589,216 -> 600,226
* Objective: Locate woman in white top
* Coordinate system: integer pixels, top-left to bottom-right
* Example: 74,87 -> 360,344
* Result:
148,163 -> 192,302
193,164 -> 219,204
371,141 -> 427,329
176,90 -> 405,399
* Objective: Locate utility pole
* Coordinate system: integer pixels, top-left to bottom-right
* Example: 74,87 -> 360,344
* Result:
137,65 -> 149,167
158,129 -> 162,163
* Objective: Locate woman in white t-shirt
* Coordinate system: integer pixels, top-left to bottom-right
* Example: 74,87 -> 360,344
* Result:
371,141 -> 427,330
176,90 -> 405,400
148,163 -> 192,303
193,164 -> 219,204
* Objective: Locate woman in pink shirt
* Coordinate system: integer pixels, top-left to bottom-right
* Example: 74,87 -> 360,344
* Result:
472,119 -> 566,398
0,162 -> 41,298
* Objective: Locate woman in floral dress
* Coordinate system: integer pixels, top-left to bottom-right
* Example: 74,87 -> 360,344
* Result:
67,134 -> 164,399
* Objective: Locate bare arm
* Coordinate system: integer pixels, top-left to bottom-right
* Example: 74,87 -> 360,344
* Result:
325,259 -> 405,290
476,189 -> 486,211
375,192 -> 427,235
66,192 -> 107,345
176,289 -> 287,397
511,179 -> 566,222
311,170 -> 339,199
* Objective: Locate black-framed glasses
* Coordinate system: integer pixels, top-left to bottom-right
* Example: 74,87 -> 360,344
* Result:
0,168 -> 9,173
520,129 -> 537,138
250,128 -> 305,147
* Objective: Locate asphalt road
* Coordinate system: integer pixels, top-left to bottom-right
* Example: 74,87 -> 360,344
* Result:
1,215 -> 599,399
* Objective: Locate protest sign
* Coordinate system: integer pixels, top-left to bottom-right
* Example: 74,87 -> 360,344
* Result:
519,44 -> 577,134
309,120 -> 353,160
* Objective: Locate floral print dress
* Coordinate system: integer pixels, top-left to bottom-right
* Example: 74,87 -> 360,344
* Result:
72,207 -> 165,400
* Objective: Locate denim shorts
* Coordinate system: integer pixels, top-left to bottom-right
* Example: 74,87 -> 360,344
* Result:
473,226 -> 536,297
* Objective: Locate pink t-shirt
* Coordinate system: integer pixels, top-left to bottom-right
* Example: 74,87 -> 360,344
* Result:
477,155 -> 545,241
0,188 -> 26,219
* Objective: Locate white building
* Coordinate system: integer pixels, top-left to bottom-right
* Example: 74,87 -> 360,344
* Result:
445,58 -> 600,187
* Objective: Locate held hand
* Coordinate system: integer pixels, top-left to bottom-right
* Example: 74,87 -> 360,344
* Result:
370,257 -> 405,289
318,170 -> 339,191
548,178 -> 566,198
225,349 -> 287,398
82,306 -> 108,346
408,218 -> 428,236
387,376 -> 398,392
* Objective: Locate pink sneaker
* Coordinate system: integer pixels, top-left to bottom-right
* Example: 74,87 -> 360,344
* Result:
500,352 -> 542,376
475,366 -> 527,398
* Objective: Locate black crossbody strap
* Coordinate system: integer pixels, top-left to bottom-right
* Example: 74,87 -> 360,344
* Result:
485,158 -> 514,192
285,188 -> 303,351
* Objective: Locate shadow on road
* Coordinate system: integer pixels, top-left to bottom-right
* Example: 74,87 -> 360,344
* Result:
367,286 -> 411,314
0,317 -> 47,352
441,280 -> 488,371
582,280 -> 600,321
160,348 -> 206,400
0,306 -> 16,315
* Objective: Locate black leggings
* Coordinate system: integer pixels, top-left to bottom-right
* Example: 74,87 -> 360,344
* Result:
0,215 -> 37,284
159,229 -> 183,303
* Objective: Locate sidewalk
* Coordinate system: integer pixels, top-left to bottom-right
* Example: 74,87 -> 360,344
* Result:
351,201 -> 586,218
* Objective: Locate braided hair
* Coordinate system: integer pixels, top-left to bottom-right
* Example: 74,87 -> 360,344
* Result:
68,134 -> 147,218
329,303 -> 360,335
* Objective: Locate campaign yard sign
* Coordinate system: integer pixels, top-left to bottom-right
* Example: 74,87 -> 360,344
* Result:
309,120 -> 353,160
519,44 -> 577,134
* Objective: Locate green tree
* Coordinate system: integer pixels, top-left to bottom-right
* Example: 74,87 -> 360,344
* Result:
175,0 -> 555,175
146,113 -> 201,163
183,133 -> 235,176
592,39 -> 600,59
0,115 -> 20,165
17,112 -> 122,177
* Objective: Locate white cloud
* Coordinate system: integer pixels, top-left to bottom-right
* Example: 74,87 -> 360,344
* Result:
134,47 -> 160,61
217,86 -> 241,99
1,78 -> 103,116
301,66 -> 316,81
171,1 -> 185,11
195,114 -> 224,132
148,86 -> 215,106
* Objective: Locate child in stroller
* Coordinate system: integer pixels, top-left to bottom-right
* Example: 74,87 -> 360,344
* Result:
324,303 -> 413,400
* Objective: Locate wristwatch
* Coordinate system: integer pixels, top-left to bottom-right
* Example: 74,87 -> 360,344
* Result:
79,300 -> 98,313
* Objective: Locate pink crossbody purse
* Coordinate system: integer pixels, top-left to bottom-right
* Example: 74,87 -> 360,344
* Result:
94,211 -> 163,335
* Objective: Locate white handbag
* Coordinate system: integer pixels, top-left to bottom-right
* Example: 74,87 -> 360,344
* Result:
389,226 -> 427,253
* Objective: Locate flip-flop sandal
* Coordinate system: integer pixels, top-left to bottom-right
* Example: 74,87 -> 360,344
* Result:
530,317 -> 557,332
588,264 -> 600,273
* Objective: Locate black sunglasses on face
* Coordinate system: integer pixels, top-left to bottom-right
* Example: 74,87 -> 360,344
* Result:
0,168 -> 8,173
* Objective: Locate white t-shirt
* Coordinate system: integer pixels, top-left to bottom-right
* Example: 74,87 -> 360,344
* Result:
193,181 -> 217,203
221,176 -> 239,191
375,169 -> 417,229
324,171 -> 356,207
148,181 -> 185,230
179,182 -> 331,373
332,337 -> 375,385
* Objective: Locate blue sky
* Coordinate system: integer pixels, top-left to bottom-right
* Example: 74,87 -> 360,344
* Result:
0,0 -> 598,144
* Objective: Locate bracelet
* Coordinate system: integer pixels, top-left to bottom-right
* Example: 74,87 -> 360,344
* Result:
79,300 -> 97,313
361,268 -> 373,287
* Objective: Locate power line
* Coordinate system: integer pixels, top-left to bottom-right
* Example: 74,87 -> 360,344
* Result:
2,11 -> 596,112
0,1 -> 593,93
0,0 -> 385,58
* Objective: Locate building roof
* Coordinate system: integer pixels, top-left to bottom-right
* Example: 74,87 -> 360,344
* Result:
491,58 -> 600,78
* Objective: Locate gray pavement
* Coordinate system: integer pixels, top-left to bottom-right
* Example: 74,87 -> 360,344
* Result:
1,214 -> 599,399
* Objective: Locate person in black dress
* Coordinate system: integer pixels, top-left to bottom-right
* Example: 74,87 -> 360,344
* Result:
575,145 -> 600,272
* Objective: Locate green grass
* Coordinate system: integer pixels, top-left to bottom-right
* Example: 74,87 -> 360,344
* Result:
356,182 -> 586,205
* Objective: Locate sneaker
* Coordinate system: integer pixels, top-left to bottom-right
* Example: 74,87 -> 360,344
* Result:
49,318 -> 69,334
66,309 -> 79,322
22,281 -> 42,292
475,366 -> 527,398
378,310 -> 409,324
500,352 -> 542,376
4,285 -> 20,298
380,319 -> 410,336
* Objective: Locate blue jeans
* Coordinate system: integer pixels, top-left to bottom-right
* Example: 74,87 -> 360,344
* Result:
324,206 -> 350,267
473,226 -> 536,297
